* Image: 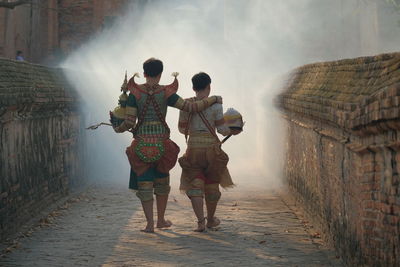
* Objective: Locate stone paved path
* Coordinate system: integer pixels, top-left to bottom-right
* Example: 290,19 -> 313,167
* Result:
0,182 -> 343,266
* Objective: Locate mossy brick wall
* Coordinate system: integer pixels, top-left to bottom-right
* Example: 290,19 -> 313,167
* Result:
278,52 -> 400,266
0,58 -> 85,240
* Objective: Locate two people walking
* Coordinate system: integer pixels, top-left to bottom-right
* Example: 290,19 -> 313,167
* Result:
112,58 -> 241,233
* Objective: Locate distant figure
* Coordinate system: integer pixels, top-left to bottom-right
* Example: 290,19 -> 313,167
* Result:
15,51 -> 24,61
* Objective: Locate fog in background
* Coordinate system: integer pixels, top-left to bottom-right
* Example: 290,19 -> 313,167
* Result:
62,0 -> 400,190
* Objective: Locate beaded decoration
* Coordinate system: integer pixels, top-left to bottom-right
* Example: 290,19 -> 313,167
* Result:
135,139 -> 165,163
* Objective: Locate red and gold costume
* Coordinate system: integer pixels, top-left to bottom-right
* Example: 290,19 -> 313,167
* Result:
178,100 -> 234,203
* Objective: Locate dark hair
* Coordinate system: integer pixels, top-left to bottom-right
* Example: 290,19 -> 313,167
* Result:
16,50 -> 23,55
143,58 -> 163,77
192,72 -> 211,91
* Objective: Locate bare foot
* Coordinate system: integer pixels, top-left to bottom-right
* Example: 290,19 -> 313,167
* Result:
194,218 -> 206,232
206,217 -> 221,228
140,223 -> 154,233
156,219 -> 172,228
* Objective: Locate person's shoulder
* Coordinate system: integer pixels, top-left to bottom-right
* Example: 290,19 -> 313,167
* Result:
184,96 -> 196,101
212,103 -> 223,109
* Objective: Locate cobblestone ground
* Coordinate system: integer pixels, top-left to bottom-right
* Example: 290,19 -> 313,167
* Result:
0,182 -> 343,267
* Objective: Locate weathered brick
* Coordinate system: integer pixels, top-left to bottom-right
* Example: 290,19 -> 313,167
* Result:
393,205 -> 400,215
363,211 -> 379,220
383,215 -> 398,225
363,164 -> 376,173
363,200 -> 378,210
379,203 -> 393,214
0,58 -> 85,241
372,229 -> 383,239
388,195 -> 397,204
363,220 -> 377,229
360,183 -> 379,192
279,52 -> 400,266
11,184 -> 20,192
361,192 -> 374,201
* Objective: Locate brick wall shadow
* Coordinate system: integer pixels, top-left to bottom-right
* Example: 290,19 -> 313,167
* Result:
0,58 -> 86,242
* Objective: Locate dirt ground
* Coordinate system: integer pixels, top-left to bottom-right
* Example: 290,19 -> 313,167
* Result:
0,181 -> 343,266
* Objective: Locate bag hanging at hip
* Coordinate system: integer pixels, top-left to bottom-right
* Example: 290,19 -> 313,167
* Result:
185,111 -> 230,171
135,137 -> 165,163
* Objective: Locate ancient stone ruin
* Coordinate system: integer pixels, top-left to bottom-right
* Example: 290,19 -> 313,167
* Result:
0,58 -> 85,240
278,52 -> 400,266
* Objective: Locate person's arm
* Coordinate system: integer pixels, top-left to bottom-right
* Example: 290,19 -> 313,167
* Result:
214,104 -> 231,136
178,110 -> 189,134
167,93 -> 222,112
114,94 -> 137,133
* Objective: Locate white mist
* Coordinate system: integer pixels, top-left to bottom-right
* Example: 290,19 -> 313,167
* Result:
62,0 -> 400,190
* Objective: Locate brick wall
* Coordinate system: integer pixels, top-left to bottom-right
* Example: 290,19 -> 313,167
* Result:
59,0 -> 129,53
0,58 -> 85,241
0,0 -> 129,64
0,0 -> 59,64
278,52 -> 400,266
